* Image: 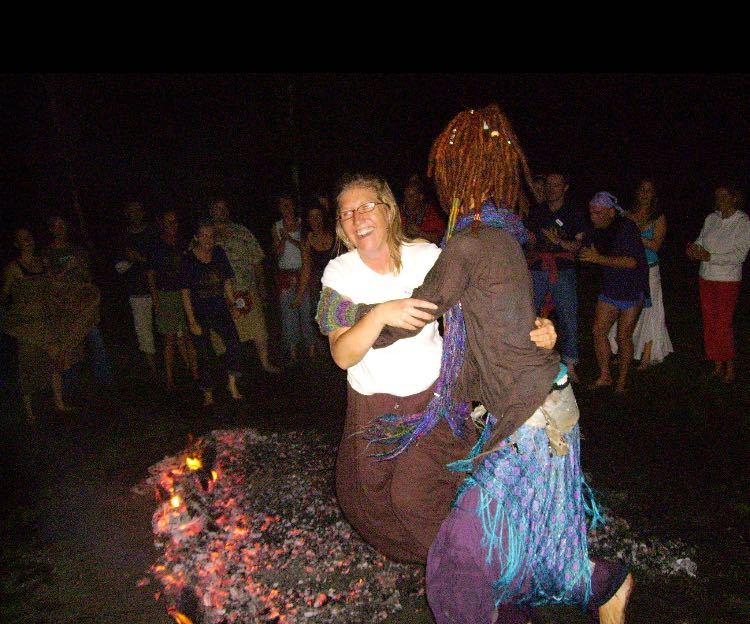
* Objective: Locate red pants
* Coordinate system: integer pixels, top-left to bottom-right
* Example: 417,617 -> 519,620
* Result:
699,278 -> 741,361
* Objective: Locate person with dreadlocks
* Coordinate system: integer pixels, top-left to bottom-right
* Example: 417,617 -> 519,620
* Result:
315,172 -> 557,565
343,105 -> 634,624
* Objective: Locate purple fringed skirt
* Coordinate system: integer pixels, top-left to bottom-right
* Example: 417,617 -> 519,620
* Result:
427,421 -> 595,623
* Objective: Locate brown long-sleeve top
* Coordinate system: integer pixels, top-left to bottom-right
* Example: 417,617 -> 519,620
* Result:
367,224 -> 560,445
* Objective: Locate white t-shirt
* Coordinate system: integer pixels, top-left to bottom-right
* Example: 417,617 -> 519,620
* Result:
695,210 -> 750,282
273,219 -> 303,270
322,242 -> 443,397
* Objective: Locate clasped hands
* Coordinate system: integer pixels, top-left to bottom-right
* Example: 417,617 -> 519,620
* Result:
577,245 -> 601,264
540,227 -> 563,246
686,242 -> 710,262
373,298 -> 557,348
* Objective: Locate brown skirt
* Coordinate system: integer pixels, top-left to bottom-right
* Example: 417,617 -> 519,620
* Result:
336,382 -> 477,564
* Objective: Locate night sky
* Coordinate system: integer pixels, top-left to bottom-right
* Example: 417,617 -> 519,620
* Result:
3,73 -> 749,255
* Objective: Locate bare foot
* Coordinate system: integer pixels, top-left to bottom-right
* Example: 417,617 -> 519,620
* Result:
636,361 -> 650,372
723,371 -> 736,384
614,381 -> 627,394
599,572 -> 633,624
203,391 -> 214,407
262,363 -> 281,374
227,380 -> 244,401
54,402 -> 77,413
588,377 -> 613,390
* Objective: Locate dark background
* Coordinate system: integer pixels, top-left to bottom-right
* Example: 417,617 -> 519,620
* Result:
3,73 -> 749,259
1,73 -> 749,623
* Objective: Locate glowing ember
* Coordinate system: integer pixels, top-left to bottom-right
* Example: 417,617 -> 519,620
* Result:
135,428 -> 695,623
167,606 -> 194,624
137,429 -> 426,623
186,456 -> 202,471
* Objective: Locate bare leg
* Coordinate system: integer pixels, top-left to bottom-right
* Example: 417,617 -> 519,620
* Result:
177,333 -> 199,380
227,373 -> 244,400
711,360 -> 726,377
255,336 -> 280,373
614,303 -> 643,393
723,359 -> 736,383
52,372 -> 75,412
590,300 -> 619,388
164,334 -> 176,390
23,394 -> 35,423
636,340 -> 652,371
202,389 -> 214,407
145,351 -> 158,377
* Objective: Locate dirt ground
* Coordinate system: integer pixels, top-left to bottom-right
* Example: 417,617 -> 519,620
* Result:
1,259 -> 748,623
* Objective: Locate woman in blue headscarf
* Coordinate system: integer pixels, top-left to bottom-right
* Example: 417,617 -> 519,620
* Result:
579,192 -> 650,393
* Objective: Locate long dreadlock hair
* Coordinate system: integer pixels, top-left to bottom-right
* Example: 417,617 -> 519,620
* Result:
428,103 -> 540,459
360,106 -> 545,461
428,103 -> 535,237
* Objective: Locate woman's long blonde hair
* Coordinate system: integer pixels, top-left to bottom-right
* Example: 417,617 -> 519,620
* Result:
335,173 -> 409,273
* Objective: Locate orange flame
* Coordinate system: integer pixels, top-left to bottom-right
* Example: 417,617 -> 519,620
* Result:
170,495 -> 182,508
167,606 -> 194,624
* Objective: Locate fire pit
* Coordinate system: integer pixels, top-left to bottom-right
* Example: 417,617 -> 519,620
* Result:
134,428 -> 697,623
135,429 -> 424,623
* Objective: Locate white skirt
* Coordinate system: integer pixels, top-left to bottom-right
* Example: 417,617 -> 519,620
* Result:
609,264 -> 674,363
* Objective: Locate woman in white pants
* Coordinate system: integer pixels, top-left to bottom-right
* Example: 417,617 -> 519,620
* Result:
609,179 -> 673,369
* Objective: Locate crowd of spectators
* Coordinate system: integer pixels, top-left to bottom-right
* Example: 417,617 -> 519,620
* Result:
2,173 -> 749,421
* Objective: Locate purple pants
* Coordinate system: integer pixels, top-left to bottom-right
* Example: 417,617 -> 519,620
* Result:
427,486 -> 627,624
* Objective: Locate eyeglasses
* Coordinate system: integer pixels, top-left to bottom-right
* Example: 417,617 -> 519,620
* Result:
337,201 -> 385,222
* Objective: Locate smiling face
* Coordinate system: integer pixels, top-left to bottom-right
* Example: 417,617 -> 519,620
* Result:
277,196 -> 296,223
195,223 -> 215,251
589,202 -> 615,229
307,207 -> 324,233
336,185 -> 390,261
544,174 -> 568,204
14,228 -> 35,254
636,180 -> 655,211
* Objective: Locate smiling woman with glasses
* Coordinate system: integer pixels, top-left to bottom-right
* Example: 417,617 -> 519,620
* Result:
332,177 -> 409,274
315,169 -> 559,571
337,201 -> 385,222
315,172 -> 460,564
